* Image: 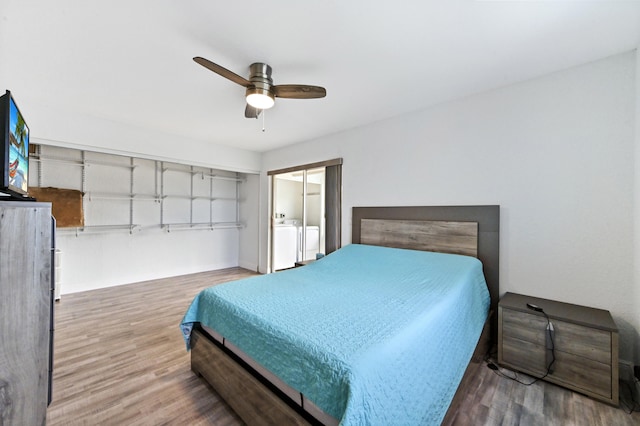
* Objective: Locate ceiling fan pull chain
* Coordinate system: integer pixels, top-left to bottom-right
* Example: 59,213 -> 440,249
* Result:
262,110 -> 266,132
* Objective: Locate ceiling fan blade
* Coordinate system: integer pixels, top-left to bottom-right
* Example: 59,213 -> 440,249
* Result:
245,104 -> 261,119
193,57 -> 252,87
273,85 -> 326,99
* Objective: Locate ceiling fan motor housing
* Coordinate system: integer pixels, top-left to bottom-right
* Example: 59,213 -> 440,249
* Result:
246,62 -> 274,98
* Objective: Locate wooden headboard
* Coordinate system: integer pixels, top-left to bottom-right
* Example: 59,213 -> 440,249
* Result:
360,219 -> 479,257
352,205 -> 500,342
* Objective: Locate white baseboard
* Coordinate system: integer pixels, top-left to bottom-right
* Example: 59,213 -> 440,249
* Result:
238,259 -> 259,273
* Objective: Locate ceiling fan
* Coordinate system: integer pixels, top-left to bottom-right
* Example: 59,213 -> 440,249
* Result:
193,57 -> 326,119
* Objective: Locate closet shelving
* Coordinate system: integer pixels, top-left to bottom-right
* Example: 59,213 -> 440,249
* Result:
31,147 -> 244,235
159,163 -> 243,232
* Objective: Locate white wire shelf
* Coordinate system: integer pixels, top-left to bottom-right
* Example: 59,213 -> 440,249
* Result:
85,192 -> 160,201
57,224 -> 142,236
31,155 -> 136,169
160,195 -> 239,201
162,166 -> 244,183
161,222 -> 243,232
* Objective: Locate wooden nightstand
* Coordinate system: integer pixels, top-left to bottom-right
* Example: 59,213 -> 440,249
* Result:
498,292 -> 619,406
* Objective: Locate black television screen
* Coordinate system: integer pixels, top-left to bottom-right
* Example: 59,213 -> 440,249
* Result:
0,90 -> 30,196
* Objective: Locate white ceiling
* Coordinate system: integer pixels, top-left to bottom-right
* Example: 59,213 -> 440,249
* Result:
2,1 -> 640,153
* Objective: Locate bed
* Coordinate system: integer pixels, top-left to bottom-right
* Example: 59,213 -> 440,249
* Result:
181,205 -> 500,425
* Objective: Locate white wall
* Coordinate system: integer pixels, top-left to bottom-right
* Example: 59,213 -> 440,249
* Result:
239,173 -> 261,272
57,228 -> 239,293
33,144 -> 255,295
261,51 -> 639,364
274,179 -> 304,221
19,90 -> 263,293
55,172 -> 259,293
634,48 -> 640,364
30,106 -> 261,174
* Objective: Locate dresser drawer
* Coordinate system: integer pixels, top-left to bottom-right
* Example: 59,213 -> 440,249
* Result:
502,308 -> 611,364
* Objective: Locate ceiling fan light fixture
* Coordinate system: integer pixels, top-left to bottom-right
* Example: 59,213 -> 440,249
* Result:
194,57 -> 326,119
246,88 -> 275,109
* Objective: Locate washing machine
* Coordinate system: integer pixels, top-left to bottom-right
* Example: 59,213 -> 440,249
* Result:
273,224 -> 298,270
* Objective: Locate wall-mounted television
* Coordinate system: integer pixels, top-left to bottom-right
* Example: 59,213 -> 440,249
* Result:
0,90 -> 30,198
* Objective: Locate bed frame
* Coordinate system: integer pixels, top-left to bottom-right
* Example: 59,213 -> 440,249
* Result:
190,205 -> 500,425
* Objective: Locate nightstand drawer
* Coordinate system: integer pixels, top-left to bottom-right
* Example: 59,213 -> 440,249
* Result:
501,334 -> 546,373
502,309 -> 611,364
502,335 -> 612,398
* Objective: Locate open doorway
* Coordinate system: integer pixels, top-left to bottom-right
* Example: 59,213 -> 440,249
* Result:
268,159 -> 342,272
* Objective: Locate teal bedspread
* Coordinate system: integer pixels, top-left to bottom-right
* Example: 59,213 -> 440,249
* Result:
181,244 -> 489,425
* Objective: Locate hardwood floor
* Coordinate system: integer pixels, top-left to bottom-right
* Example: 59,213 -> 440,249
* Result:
47,268 -> 256,426
450,359 -> 640,426
47,268 -> 640,425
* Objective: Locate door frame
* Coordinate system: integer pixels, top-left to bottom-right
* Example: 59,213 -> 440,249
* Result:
267,158 -> 342,273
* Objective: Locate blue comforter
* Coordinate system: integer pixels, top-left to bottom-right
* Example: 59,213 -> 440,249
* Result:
181,244 -> 489,425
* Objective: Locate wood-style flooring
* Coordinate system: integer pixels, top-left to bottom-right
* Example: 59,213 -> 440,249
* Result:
47,268 -> 640,425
